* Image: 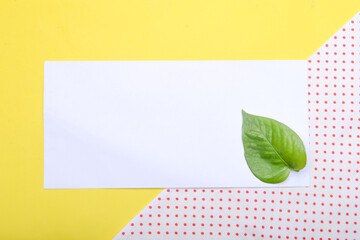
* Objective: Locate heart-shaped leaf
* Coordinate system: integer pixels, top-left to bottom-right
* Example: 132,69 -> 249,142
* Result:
242,110 -> 307,183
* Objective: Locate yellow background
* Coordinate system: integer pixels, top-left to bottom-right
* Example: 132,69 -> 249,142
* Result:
0,0 -> 359,239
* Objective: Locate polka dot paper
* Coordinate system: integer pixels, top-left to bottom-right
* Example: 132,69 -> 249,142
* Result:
114,12 -> 360,239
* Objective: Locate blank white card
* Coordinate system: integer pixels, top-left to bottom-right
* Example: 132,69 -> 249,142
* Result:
44,61 -> 309,188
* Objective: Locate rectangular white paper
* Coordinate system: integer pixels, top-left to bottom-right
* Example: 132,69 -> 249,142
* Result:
44,61 -> 309,188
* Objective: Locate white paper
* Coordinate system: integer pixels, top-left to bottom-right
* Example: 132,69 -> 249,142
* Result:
44,60 -> 309,188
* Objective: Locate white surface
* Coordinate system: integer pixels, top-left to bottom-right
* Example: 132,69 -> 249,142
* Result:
44,60 -> 309,188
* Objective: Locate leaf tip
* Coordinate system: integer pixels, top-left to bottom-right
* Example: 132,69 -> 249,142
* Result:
241,109 -> 247,116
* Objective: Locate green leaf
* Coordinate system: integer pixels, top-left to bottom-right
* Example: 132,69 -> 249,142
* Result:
242,110 -> 307,183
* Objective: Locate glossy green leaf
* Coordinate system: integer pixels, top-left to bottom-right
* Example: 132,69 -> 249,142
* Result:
242,110 -> 307,183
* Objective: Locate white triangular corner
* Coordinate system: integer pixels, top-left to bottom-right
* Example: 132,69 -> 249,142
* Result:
114,11 -> 360,240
